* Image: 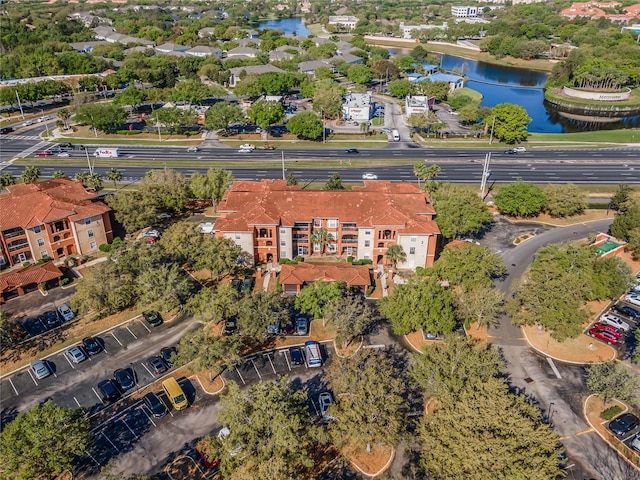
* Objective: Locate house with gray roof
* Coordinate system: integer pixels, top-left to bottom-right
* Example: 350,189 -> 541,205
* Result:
228,65 -> 284,87
187,46 -> 222,58
269,50 -> 294,62
69,41 -> 108,53
332,52 -> 363,65
124,46 -> 151,55
276,45 -> 302,54
198,27 -> 216,38
298,60 -> 334,76
155,42 -> 190,54
236,38 -> 261,48
226,46 -> 259,59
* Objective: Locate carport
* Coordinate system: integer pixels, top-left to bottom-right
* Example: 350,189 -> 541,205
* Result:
0,262 -> 63,303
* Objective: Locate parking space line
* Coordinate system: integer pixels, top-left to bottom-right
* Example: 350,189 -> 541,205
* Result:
74,397 -> 82,409
310,399 -> 319,417
264,353 -> 277,374
39,318 -> 47,331
111,331 -> 123,347
27,369 -> 38,386
121,418 -> 138,440
250,358 -> 262,379
281,350 -> 292,371
8,378 -> 19,396
141,362 -> 155,377
88,453 -> 101,467
139,320 -> 151,333
64,353 -> 75,369
142,406 -> 157,427
234,365 -> 246,385
102,431 -> 120,452
125,326 -> 137,339
92,387 -> 104,404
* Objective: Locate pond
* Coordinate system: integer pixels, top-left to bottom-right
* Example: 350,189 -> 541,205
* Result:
257,17 -> 311,37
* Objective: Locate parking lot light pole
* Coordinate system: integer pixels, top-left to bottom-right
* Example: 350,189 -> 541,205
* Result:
131,363 -> 139,393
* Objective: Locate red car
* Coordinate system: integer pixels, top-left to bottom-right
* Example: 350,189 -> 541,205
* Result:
196,444 -> 220,470
35,151 -> 52,157
588,326 -> 620,345
592,322 -> 624,338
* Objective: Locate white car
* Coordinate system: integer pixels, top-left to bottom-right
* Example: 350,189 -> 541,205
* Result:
57,304 -> 75,322
57,152 -> 70,158
512,146 -> 526,153
37,116 -> 50,123
632,433 -> 640,452
186,146 -> 200,153
319,392 -> 334,422
143,229 -> 160,238
22,120 -> 34,127
238,148 -> 253,153
239,143 -> 255,150
362,173 -> 378,180
625,294 -> 640,307
65,346 -> 87,364
599,313 -> 630,331
30,360 -> 50,380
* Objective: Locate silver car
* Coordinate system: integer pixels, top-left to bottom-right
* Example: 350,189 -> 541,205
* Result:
65,346 -> 87,364
30,360 -> 50,379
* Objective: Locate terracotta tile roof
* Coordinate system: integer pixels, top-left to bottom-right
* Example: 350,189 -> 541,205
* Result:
279,262 -> 372,287
215,180 -> 439,235
0,262 -> 63,292
0,178 -> 110,230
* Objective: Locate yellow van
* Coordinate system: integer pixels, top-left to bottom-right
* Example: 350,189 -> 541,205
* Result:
162,377 -> 188,410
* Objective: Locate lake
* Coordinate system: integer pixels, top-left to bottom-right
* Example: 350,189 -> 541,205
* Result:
257,17 -> 310,37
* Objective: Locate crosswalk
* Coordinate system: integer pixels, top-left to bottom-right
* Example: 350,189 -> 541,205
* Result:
0,135 -> 42,141
16,141 -> 52,158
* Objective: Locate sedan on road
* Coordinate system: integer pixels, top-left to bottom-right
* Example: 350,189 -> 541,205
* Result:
98,379 -> 120,402
65,346 -> 87,364
186,146 -> 200,153
31,360 -> 51,380
35,151 -> 52,157
608,412 -> 639,436
362,173 -> 378,180
114,368 -> 136,391
143,392 -> 168,418
345,148 -> 359,154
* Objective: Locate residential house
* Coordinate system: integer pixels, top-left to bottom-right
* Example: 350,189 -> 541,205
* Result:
155,42 -> 190,54
343,92 -> 373,122
405,95 -> 435,117
225,46 -> 259,59
228,65 -> 285,87
124,46 -> 151,55
0,262 -> 63,303
451,6 -> 479,17
187,46 -> 222,58
0,178 -> 113,269
298,60 -> 334,75
332,52 -> 363,65
92,26 -> 155,47
69,41 -> 109,53
269,50 -> 294,62
276,45 -> 302,54
198,27 -> 216,38
236,38 -> 262,48
420,72 -> 464,92
328,15 -> 359,30
214,180 -> 440,269
279,263 -> 372,296
335,41 -> 358,54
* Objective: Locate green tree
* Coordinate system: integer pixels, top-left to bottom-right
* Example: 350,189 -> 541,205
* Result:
204,101 -> 245,131
432,184 -> 492,238
136,263 -> 192,311
413,163 -> 441,192
155,107 -> 198,134
586,361 -> 640,405
195,237 -> 243,281
75,171 -> 90,185
174,326 -> 242,374
286,171 -> 298,186
113,86 -> 148,107
544,183 -> 587,217
323,172 -> 344,190
453,285 -> 503,330
487,102 -> 531,144
627,227 -> 640,260
157,221 -> 206,265
189,168 -> 234,212
140,169 -> 190,212
415,81 -> 449,102
608,183 -> 634,213
211,379 -> 316,479
347,65 -> 373,85
57,107 -> 71,130
610,204 -> 640,241
385,244 -> 406,268
247,100 -> 285,130
326,350 -> 406,453
430,243 -> 505,289
186,283 -> 239,324
286,111 -> 323,140
75,104 -> 127,134
494,179 -> 546,217
106,191 -> 158,233
310,227 -> 333,255
324,295 -> 375,347
392,54 -> 416,72
106,167 -> 123,190
312,81 -> 344,119
379,277 -> 456,335
235,291 -> 289,338
294,280 -> 346,319
20,166 -> 40,183
0,172 -> 16,188
0,400 -> 91,480
171,79 -> 211,105
85,172 -> 103,191
387,79 -> 414,98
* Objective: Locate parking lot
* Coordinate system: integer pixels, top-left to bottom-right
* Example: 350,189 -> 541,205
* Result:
586,297 -> 640,360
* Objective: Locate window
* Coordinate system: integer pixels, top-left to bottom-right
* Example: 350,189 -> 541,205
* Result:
84,218 -> 91,225
327,219 -> 338,228
280,240 -> 286,246
33,226 -> 41,234
313,243 -> 321,252
235,233 -> 241,240
41,251 -> 48,258
364,254 -> 370,259
411,236 -> 417,242
89,241 -> 97,250
328,244 -> 337,253
328,232 -> 337,240
409,247 -> 416,254
37,238 -> 45,247
87,229 -> 94,238
313,219 -> 322,228
364,240 -> 370,247
365,230 -> 371,235
280,228 -> 286,234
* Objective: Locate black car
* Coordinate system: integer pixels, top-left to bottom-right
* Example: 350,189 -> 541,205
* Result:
504,149 -> 517,154
160,346 -> 177,367
98,379 -> 120,402
289,346 -> 303,366
143,310 -> 163,327
143,392 -> 168,418
224,320 -> 237,336
345,148 -> 359,154
608,413 -> 639,435
0,127 -> 14,135
43,311 -> 60,328
58,142 -> 73,150
241,277 -> 253,294
147,356 -> 168,375
113,368 -> 136,391
613,303 -> 640,320
82,336 -> 102,355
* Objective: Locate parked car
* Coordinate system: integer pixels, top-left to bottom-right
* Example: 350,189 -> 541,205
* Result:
591,322 -> 624,338
143,392 -> 168,418
65,346 -> 87,364
223,319 -> 237,336
143,310 -> 163,327
345,148 -> 359,154
98,379 -> 120,402
30,360 -> 50,380
608,412 -> 639,435
35,151 -> 52,157
148,356 -> 168,375
632,433 -> 640,452
231,278 -> 242,291
588,326 -> 620,345
296,317 -> 308,336
319,392 -> 334,422
267,323 -> 280,335
289,346 -> 303,365
625,294 -> 640,307
57,304 -> 74,321
43,311 -> 60,328
57,152 -> 70,158
196,443 -> 220,470
160,346 -> 177,367
241,277 -> 253,294
282,323 -> 294,335
612,303 -> 640,320
362,173 -> 378,180
113,368 -> 136,391
186,146 -> 200,152
82,336 -> 102,355
158,212 -> 172,220
143,229 -> 160,238
599,313 -> 630,331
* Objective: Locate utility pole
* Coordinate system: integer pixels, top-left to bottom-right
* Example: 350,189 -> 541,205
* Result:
156,111 -> 162,142
15,90 -> 25,120
480,152 -> 491,200
281,150 -> 285,180
489,115 -> 496,145
322,109 -> 326,144
85,148 -> 94,175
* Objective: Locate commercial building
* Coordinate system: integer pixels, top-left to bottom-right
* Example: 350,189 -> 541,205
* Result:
0,178 -> 113,269
214,180 -> 440,269
399,22 -> 449,39
328,15 -> 359,30
451,6 -> 479,17
405,95 -> 435,117
342,92 -> 374,122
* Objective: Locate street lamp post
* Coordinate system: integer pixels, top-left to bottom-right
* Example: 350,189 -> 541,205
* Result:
40,109 -> 50,138
322,109 -> 326,144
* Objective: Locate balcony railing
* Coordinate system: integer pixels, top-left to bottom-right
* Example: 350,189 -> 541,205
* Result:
3,228 -> 25,239
8,241 -> 29,252
293,223 -> 310,231
341,224 -> 358,231
293,236 -> 309,242
341,237 -> 358,244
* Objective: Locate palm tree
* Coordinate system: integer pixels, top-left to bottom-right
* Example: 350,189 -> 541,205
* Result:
75,171 -> 90,185
21,166 -> 40,184
86,173 -> 103,191
106,168 -> 122,190
57,108 -> 71,130
413,163 -> 441,192
385,244 -> 406,269
359,121 -> 370,136
52,170 -> 66,178
310,228 -> 333,256
0,172 -> 16,188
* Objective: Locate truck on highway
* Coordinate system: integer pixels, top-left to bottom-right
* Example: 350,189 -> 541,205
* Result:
391,129 -> 400,142
94,148 -> 120,158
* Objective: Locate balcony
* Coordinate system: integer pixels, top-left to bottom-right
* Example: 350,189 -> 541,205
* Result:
341,223 -> 358,231
341,235 -> 358,244
3,228 -> 25,239
293,235 -> 309,243
293,223 -> 310,231
8,240 -> 29,252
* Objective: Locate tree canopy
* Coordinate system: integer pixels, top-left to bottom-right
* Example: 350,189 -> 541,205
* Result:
204,101 -> 245,131
544,183 -> 587,217
488,102 -> 531,144
431,184 -> 493,238
429,243 -> 506,289
494,179 -> 546,217
294,280 -> 345,319
586,361 -> 640,405
286,111 -> 323,140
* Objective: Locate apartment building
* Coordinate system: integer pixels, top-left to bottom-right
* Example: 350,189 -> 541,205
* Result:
405,95 -> 435,117
328,15 -> 359,30
451,6 -> 479,17
0,178 -> 113,269
214,180 -> 440,270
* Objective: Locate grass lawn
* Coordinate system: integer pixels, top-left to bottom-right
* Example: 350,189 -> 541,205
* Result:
451,87 -> 483,102
503,209 -> 614,226
372,117 -> 384,126
56,125 -> 202,146
529,129 -> 640,144
306,23 -> 325,36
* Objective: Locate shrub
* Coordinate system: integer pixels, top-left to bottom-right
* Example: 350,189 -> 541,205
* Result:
116,130 -> 142,135
278,258 -> 299,265
60,278 -> 70,286
294,256 -> 304,262
366,285 -> 375,296
347,256 -> 354,263
99,243 -> 111,252
23,262 -> 31,267
415,266 -> 428,276
112,237 -> 122,247
353,259 -> 373,265
600,405 -> 623,420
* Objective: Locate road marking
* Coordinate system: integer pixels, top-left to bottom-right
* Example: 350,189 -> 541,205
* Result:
139,321 -> 151,333
310,399 -> 319,417
265,353 -> 277,374
282,350 -> 291,371
142,406 -> 157,427
250,358 -> 262,379
27,369 -> 38,386
141,362 -> 155,377
92,387 -> 104,404
8,378 -> 18,396
234,365 -> 246,385
38,318 -> 47,331
125,326 -> 137,339
64,353 -> 75,369
102,431 -> 120,452
111,331 -> 123,346
121,418 -> 138,440
88,453 -> 101,467
74,397 -> 82,409
546,357 -> 562,379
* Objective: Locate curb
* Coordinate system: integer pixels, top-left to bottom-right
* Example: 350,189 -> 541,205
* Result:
520,326 -> 616,366
192,372 -> 226,396
501,214 -> 614,229
349,446 -> 396,478
333,336 -> 363,358
403,333 -> 425,354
